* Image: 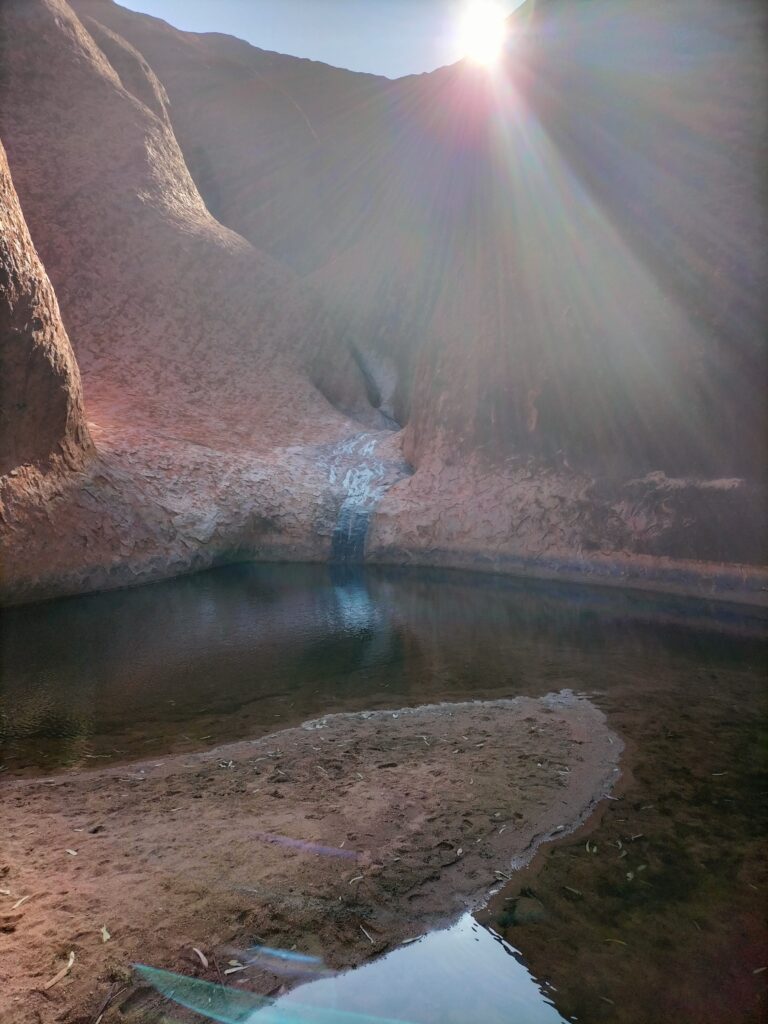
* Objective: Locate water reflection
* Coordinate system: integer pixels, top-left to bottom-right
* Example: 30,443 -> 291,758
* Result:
137,916 -> 568,1023
275,915 -> 567,1024
1,563 -> 765,774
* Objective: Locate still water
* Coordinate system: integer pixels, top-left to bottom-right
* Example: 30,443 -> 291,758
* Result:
274,914 -> 568,1024
1,564 -> 766,1022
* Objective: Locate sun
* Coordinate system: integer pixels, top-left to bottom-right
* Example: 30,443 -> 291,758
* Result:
458,1 -> 508,67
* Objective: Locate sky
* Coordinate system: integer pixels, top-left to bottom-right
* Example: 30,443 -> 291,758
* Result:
123,0 -> 520,79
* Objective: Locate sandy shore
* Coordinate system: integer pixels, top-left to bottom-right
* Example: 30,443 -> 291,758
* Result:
1,692 -> 620,1023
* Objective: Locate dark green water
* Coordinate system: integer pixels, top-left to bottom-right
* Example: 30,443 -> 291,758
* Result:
1,564 -> 766,1021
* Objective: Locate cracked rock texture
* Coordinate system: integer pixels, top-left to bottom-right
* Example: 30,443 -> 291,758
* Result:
0,0 -> 765,604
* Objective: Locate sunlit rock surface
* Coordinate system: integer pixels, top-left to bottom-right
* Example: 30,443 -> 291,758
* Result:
0,0 -> 765,602
0,0 -> 400,602
0,142 -> 92,478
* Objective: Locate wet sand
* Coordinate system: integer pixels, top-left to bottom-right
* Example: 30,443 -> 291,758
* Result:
0,693 -> 620,1023
481,674 -> 768,1024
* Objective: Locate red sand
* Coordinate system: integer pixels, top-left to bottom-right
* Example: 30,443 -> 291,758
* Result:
0,693 -> 620,1023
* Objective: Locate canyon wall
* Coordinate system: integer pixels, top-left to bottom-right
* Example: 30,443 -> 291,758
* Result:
0,0 -> 398,603
0,0 -> 765,603
0,142 -> 92,478
79,0 -> 766,473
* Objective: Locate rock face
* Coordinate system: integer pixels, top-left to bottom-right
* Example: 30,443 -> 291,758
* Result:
0,0 -> 765,603
84,0 -> 767,474
0,0 -> 400,602
0,0 -> 357,441
0,142 -> 91,476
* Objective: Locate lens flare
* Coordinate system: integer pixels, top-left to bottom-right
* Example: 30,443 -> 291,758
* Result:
458,1 -> 508,67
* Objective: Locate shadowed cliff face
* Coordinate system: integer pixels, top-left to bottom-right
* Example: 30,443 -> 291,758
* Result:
0,0 -> 765,602
0,142 -> 92,476
397,1 -> 768,483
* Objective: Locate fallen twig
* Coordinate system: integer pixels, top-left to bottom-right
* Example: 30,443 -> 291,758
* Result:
212,954 -> 225,987
91,982 -> 126,1024
44,951 -> 75,990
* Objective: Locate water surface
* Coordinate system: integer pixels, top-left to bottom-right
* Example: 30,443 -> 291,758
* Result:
275,915 -> 567,1024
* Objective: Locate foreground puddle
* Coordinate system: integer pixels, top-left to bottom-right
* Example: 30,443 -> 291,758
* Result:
273,915 -> 566,1023
139,916 -> 567,1023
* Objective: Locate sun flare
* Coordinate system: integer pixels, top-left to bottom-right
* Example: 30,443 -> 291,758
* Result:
458,1 -> 508,67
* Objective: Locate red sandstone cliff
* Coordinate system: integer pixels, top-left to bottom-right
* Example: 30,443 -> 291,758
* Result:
0,143 -> 92,478
0,0 -> 765,603
77,0 -> 766,480
0,0 -> 394,602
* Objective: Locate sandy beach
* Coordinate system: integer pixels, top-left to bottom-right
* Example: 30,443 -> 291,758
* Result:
1,692 -> 620,1023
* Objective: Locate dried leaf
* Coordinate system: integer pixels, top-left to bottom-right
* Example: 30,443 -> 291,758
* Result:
65,849 -> 78,857
100,925 -> 111,943
192,947 -> 208,968
44,951 -> 75,990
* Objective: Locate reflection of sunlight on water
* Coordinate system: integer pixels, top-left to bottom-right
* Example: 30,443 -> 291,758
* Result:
276,915 -> 567,1024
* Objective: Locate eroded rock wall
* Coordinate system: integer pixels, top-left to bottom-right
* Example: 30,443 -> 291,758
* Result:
0,0 -> 765,603
0,0 -> 397,603
82,0 -> 766,489
0,142 -> 91,476
78,0 -> 766,585
0,0 -> 357,444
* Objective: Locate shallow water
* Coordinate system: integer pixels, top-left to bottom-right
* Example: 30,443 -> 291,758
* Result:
1,563 -> 764,776
1,563 -> 766,1021
275,914 -> 568,1024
